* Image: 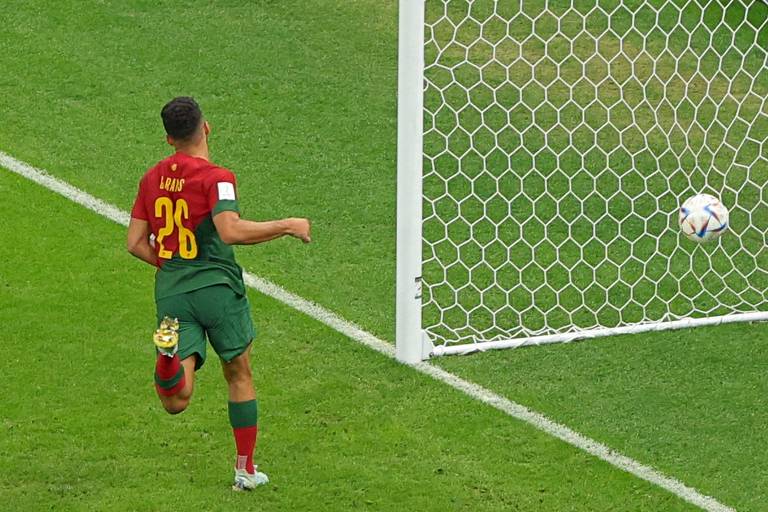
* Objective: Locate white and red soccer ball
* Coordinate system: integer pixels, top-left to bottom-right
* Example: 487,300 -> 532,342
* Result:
678,193 -> 729,243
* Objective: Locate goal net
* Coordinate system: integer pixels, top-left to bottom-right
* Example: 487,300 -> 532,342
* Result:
396,0 -> 768,360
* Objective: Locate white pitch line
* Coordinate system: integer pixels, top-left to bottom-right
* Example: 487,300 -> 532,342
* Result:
0,150 -> 734,512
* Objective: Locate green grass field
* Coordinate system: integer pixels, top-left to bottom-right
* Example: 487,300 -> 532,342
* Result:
0,169 -> 703,511
1,1 -> 767,511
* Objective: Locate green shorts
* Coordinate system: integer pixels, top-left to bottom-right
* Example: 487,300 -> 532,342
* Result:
155,284 -> 256,370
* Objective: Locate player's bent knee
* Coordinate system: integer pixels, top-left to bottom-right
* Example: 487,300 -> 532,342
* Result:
165,404 -> 186,415
163,402 -> 187,415
161,396 -> 190,415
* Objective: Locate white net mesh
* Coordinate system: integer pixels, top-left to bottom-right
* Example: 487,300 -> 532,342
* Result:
422,0 -> 768,349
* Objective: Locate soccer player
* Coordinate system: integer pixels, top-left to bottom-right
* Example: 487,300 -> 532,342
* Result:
126,97 -> 311,491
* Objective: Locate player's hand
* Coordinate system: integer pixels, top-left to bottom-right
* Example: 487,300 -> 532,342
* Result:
287,218 -> 311,243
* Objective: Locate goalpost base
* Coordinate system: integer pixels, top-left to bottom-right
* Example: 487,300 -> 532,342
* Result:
430,312 -> 768,358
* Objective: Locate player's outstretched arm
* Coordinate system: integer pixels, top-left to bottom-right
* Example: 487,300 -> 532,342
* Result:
126,218 -> 159,266
213,211 -> 311,245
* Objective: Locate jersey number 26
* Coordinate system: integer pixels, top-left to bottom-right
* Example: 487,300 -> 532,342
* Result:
154,197 -> 198,259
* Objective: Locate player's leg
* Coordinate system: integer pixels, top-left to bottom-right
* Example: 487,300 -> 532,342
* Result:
222,346 -> 268,490
198,284 -> 267,490
155,352 -> 197,414
154,295 -> 208,414
223,345 -> 255,403
221,346 -> 259,464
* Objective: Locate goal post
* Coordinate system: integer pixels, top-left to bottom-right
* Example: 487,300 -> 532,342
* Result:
396,0 -> 768,361
396,0 -> 427,364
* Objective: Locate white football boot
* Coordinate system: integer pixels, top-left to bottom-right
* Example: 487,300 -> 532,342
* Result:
232,466 -> 269,491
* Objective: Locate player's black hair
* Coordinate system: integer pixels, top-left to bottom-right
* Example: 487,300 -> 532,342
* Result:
161,97 -> 203,141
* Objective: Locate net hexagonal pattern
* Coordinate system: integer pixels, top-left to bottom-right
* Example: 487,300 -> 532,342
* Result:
422,0 -> 768,348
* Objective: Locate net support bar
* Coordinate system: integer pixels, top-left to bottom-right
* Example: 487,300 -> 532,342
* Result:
431,312 -> 768,357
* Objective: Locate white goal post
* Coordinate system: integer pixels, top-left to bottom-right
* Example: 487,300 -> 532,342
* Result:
396,0 -> 768,363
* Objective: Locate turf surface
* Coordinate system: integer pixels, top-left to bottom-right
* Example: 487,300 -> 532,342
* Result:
1,1 -> 766,510
0,169 -> 697,511
436,325 -> 768,511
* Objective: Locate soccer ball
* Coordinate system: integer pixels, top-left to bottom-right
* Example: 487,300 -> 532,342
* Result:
678,193 -> 729,243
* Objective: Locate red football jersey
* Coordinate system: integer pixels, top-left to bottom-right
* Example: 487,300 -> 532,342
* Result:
131,152 -> 239,267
